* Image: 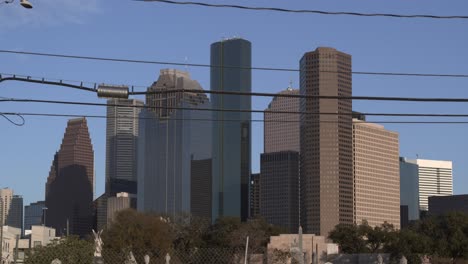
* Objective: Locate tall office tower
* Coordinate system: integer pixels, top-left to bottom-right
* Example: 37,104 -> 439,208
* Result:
429,195 -> 468,215
300,47 -> 353,236
260,151 -> 299,233
0,188 -> 13,226
249,173 -> 260,218
211,38 -> 251,221
0,189 -> 23,232
264,87 -> 300,153
6,195 -> 23,232
24,201 -> 45,230
400,158 -> 420,221
138,69 -> 212,219
405,159 -> 453,212
353,118 -> 400,228
93,194 -> 107,232
106,98 -> 144,196
45,118 -> 94,237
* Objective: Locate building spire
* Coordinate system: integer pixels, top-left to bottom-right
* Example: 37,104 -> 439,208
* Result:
287,80 -> 293,91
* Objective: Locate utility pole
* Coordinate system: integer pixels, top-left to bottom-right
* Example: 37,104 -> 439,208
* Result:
13,234 -> 19,264
0,199 -> 3,262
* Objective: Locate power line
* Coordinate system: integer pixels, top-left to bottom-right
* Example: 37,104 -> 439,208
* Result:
2,112 -> 468,125
2,76 -> 468,102
1,50 -> 468,78
134,0 -> 468,20
2,97 -> 468,117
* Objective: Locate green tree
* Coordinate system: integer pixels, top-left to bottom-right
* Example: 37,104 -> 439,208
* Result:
25,236 -> 93,264
329,224 -> 367,253
102,209 -> 173,263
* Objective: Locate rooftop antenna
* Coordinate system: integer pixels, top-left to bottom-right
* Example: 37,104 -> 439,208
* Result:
184,56 -> 189,71
416,154 -> 419,159
287,80 -> 293,91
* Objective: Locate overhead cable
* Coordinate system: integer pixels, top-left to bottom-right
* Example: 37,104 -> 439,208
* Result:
1,50 -> 468,78
134,0 -> 468,20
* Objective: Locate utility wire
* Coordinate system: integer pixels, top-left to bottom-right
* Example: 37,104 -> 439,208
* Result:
1,112 -> 468,125
2,97 -> 468,117
2,77 -> 468,102
135,0 -> 468,20
1,50 -> 468,78
0,113 -> 25,126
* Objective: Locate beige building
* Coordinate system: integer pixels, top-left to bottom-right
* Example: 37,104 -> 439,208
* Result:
0,188 -> 13,226
107,192 -> 134,226
353,118 -> 400,229
300,47 -> 354,236
264,87 -> 300,153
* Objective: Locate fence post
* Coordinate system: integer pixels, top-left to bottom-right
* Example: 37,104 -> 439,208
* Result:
244,236 -> 249,264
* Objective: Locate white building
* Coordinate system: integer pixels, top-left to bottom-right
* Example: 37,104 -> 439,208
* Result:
406,159 -> 453,211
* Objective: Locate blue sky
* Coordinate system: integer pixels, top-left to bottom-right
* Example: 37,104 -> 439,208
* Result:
0,0 -> 467,205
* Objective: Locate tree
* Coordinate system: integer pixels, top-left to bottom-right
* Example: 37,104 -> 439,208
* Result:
101,209 -> 173,263
25,236 -> 93,264
329,224 -> 367,253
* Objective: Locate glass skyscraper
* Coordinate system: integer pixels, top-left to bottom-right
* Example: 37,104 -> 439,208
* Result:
211,38 -> 252,221
137,69 -> 212,219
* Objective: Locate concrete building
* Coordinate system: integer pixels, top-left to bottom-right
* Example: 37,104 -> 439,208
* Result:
264,87 -> 300,153
190,159 -> 213,219
428,194 -> 468,215
211,38 -> 252,221
260,151 -> 300,233
24,201 -> 45,231
107,192 -> 135,226
30,225 -> 57,248
138,69 -> 212,219
45,118 -> 94,237
0,189 -> 23,233
353,119 -> 400,229
93,194 -> 108,232
106,98 -> 144,196
406,159 -> 453,212
400,158 -> 420,221
250,173 -> 260,218
300,47 -> 354,235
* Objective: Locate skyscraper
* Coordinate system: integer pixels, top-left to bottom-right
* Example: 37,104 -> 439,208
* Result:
249,173 -> 260,218
106,98 -> 143,196
406,159 -> 453,212
45,118 -> 94,237
138,69 -> 212,218
400,157 -> 420,221
25,201 -> 45,230
0,189 -> 23,232
353,118 -> 400,229
264,87 -> 300,153
300,47 -> 353,236
260,151 -> 300,233
211,38 -> 252,221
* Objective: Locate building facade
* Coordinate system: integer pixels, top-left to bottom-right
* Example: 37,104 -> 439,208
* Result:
138,69 -> 212,219
0,188 -> 13,227
250,173 -> 260,218
428,194 -> 468,215
400,158 -> 420,221
406,159 -> 453,212
107,192 -> 135,226
353,119 -> 400,229
299,47 -> 353,235
211,38 -> 252,221
260,151 -> 300,233
0,189 -> 23,233
45,118 -> 94,237
106,98 -> 144,196
264,87 -> 300,153
24,201 -> 45,231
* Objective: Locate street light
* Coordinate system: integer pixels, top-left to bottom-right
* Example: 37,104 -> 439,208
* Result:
1,0 -> 33,8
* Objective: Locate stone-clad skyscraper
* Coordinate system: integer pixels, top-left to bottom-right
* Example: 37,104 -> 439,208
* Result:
45,118 -> 94,237
211,38 -> 251,221
300,47 -> 353,236
106,98 -> 143,196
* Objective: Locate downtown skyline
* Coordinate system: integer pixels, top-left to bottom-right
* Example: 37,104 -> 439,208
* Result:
1,0 -> 467,208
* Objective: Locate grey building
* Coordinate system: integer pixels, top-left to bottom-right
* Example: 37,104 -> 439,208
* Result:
300,47 -> 354,236
6,195 -> 23,233
400,157 -> 420,221
264,87 -> 300,153
429,194 -> 468,215
138,69 -> 212,219
107,192 -> 136,226
260,151 -> 299,233
106,98 -> 144,196
211,38 -> 252,221
93,194 -> 107,232
24,201 -> 45,230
